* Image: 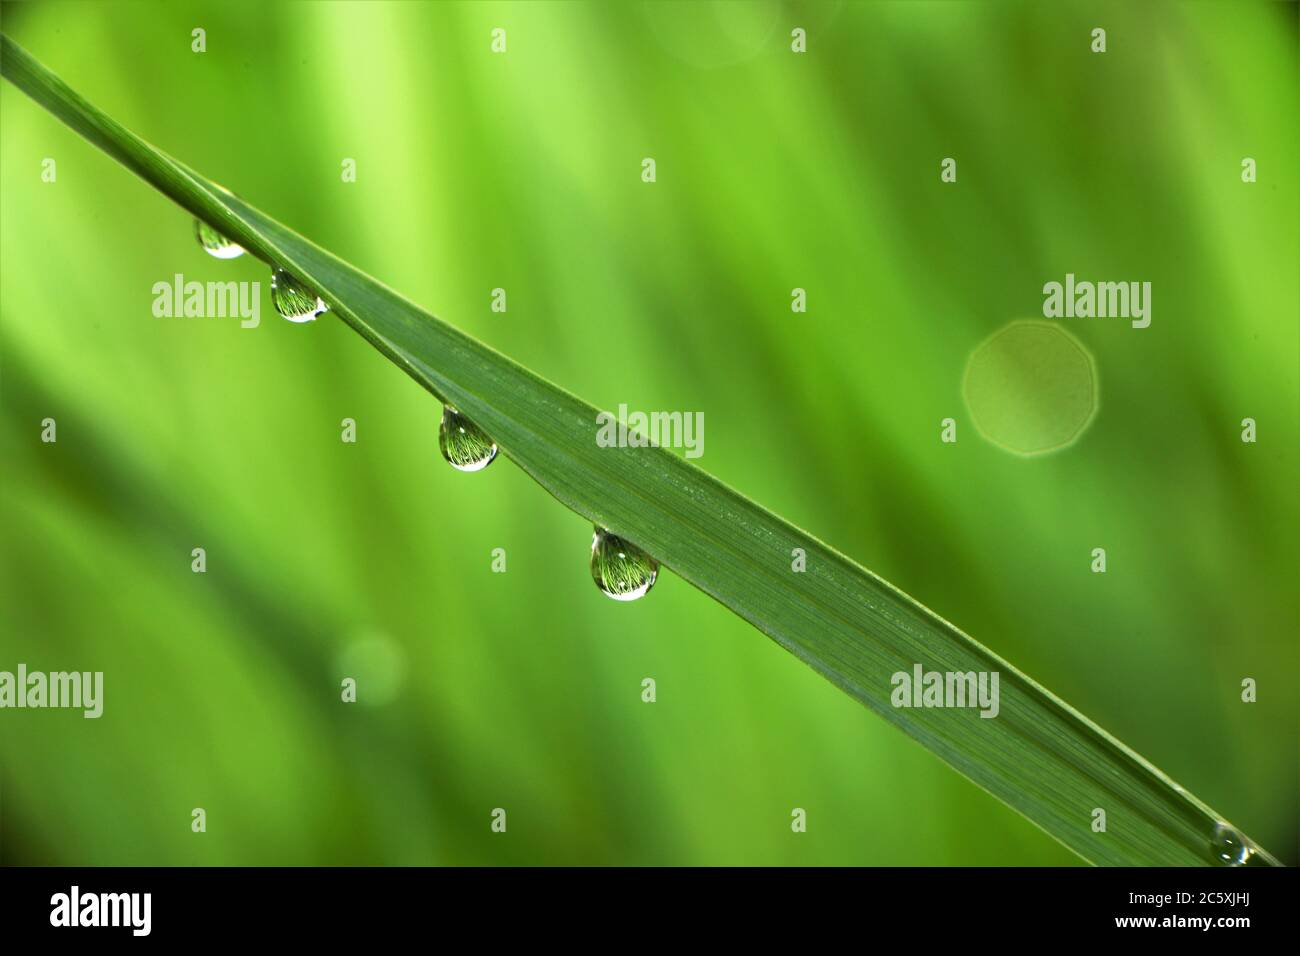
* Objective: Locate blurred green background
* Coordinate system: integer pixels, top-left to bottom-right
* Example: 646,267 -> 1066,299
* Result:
1,0 -> 1296,866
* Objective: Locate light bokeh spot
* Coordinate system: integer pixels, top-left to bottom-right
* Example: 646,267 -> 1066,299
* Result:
642,0 -> 781,68
336,632 -> 405,707
962,321 -> 1098,456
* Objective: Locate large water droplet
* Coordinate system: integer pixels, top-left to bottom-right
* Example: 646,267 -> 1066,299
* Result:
271,268 -> 327,322
438,406 -> 498,472
194,219 -> 244,259
1210,823 -> 1258,866
590,526 -> 658,601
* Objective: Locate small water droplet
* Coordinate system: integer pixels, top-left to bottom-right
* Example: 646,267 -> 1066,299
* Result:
438,406 -> 498,472
1210,823 -> 1257,866
194,219 -> 244,259
271,268 -> 327,322
590,526 -> 658,601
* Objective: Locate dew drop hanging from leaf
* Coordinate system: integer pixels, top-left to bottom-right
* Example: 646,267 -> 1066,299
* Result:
438,406 -> 498,472
1210,823 -> 1260,866
270,267 -> 328,322
194,218 -> 244,259
590,526 -> 658,601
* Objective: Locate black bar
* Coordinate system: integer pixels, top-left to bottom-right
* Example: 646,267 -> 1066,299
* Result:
1,866 -> 1293,941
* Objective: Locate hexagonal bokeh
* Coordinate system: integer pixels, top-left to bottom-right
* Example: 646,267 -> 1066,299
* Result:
962,320 -> 1098,456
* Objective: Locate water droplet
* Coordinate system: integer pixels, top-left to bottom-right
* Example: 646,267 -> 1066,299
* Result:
590,526 -> 658,601
1210,823 -> 1258,866
194,219 -> 244,259
271,268 -> 327,322
438,406 -> 498,472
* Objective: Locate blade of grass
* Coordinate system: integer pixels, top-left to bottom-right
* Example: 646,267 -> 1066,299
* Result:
2,34 -> 1278,866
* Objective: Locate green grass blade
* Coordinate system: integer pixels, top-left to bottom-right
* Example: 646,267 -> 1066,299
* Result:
2,34 -> 1278,867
